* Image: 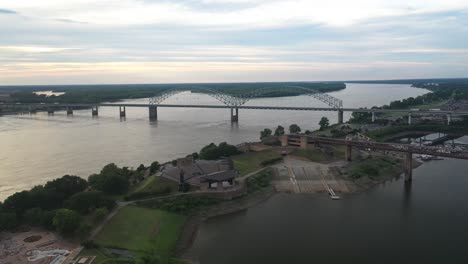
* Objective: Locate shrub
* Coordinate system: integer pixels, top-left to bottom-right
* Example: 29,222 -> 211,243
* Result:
53,209 -> 81,234
65,191 -> 115,214
0,212 -> 18,231
138,196 -> 220,215
93,207 -> 109,223
246,170 -> 273,193
88,164 -> 130,195
81,240 -> 99,249
199,142 -> 240,160
260,157 -> 283,166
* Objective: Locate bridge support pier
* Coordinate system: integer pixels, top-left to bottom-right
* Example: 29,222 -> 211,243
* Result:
447,114 -> 451,125
67,107 -> 73,116
231,107 -> 239,122
371,112 -> 376,122
149,106 -> 158,121
119,106 -> 126,118
92,106 -> 98,116
338,110 -> 344,124
345,144 -> 352,161
280,135 -> 288,147
404,152 -> 413,182
408,113 -> 412,125
300,136 -> 308,149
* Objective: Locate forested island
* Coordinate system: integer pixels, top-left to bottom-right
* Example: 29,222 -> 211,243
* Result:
0,82 -> 346,104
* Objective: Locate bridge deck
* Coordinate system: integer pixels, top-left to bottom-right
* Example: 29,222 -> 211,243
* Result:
3,103 -> 468,115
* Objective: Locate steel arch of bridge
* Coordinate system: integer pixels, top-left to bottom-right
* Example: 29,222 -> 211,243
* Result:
149,85 -> 343,108
149,86 -> 247,106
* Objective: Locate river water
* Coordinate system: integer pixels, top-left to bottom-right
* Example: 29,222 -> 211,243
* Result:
187,158 -> 468,264
0,83 -> 428,200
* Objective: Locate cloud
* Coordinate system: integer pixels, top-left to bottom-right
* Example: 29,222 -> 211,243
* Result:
3,0 -> 468,27
0,8 -> 16,14
0,46 -> 81,53
0,1 -> 467,84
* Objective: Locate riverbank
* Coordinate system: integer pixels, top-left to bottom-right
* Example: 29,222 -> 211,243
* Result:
175,187 -> 275,262
171,146 -> 419,263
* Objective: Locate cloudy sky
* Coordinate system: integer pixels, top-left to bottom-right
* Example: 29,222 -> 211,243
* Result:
1,0 -> 468,85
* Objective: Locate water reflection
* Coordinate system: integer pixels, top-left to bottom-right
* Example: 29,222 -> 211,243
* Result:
189,159 -> 468,264
402,181 -> 412,218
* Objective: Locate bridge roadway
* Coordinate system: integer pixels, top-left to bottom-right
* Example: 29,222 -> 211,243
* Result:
4,102 -> 468,114
284,134 -> 468,182
3,103 -> 468,124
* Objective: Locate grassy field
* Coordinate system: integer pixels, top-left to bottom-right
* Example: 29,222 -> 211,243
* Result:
380,99 -> 448,118
290,148 -> 328,162
132,175 -> 178,194
232,150 -> 282,176
291,146 -> 345,162
343,156 -> 401,181
79,248 -> 134,264
94,206 -> 186,256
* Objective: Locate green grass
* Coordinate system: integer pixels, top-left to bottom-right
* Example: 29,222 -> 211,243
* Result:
246,169 -> 273,193
365,123 -> 468,142
380,100 -> 448,118
290,148 -> 328,162
132,176 -> 178,194
94,206 -> 186,256
291,146 -> 345,162
78,248 -> 133,264
345,156 -> 401,180
232,150 -> 282,176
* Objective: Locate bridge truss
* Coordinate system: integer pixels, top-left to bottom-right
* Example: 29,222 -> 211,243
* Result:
149,85 -> 343,109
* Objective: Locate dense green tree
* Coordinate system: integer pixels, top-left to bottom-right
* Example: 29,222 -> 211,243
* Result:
88,163 -> 130,195
3,191 -> 34,214
217,142 -> 240,157
289,124 -> 301,134
319,117 -> 330,131
0,212 -> 18,231
93,207 -> 109,223
199,142 -> 240,160
274,125 -> 285,136
199,143 -> 219,160
149,161 -> 161,174
44,175 -> 88,197
3,175 -> 88,214
349,111 -> 372,123
23,207 -> 43,226
137,164 -> 146,172
260,128 -> 272,139
65,191 -> 115,214
53,209 -> 81,234
77,222 -> 92,239
40,210 -> 56,230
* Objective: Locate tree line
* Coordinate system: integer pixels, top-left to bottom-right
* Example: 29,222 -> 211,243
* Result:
0,161 -> 161,236
6,82 -> 346,104
259,118 -> 331,140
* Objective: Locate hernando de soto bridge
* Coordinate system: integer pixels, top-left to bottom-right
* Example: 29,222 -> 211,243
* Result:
4,85 -> 468,125
4,85 -> 468,182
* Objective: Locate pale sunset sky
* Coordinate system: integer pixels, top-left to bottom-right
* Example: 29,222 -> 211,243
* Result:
0,0 -> 468,85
